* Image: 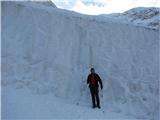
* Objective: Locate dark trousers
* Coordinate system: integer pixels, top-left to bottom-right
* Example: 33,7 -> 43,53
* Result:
90,86 -> 100,107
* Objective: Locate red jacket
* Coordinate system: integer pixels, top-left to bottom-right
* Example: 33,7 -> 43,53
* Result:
87,73 -> 103,89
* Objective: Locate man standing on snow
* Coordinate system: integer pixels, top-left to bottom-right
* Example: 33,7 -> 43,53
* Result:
87,68 -> 103,109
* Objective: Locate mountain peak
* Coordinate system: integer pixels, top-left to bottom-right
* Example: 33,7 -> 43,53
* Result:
27,0 -> 57,8
106,7 -> 159,30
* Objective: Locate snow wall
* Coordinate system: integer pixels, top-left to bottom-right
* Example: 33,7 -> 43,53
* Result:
2,2 -> 159,119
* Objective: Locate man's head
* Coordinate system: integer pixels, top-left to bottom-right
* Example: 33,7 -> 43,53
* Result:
90,68 -> 95,74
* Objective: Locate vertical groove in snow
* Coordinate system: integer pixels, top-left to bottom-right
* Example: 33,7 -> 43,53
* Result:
89,45 -> 93,68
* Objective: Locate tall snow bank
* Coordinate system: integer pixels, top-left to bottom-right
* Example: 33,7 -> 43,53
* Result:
2,1 -> 159,119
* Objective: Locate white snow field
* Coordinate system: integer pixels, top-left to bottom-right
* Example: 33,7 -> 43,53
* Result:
1,1 -> 159,120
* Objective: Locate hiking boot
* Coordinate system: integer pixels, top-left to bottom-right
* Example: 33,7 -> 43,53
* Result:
92,105 -> 96,108
97,106 -> 101,109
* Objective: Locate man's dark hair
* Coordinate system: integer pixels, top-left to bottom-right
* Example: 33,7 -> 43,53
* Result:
91,68 -> 95,71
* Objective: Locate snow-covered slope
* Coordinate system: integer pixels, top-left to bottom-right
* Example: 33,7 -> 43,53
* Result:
102,7 -> 160,30
2,1 -> 159,119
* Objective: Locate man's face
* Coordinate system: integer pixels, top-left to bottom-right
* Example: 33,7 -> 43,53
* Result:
91,69 -> 95,73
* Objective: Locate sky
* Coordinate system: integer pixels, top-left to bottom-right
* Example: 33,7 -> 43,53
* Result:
51,0 -> 159,15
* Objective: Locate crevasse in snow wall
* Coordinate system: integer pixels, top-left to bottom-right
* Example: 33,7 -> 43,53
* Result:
2,1 -> 159,119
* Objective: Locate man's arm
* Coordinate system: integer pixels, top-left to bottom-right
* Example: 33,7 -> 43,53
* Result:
87,75 -> 89,84
97,74 -> 103,89
87,75 -> 90,87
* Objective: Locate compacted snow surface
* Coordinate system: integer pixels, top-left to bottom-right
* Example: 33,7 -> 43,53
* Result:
2,1 -> 159,120
2,85 -> 132,119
